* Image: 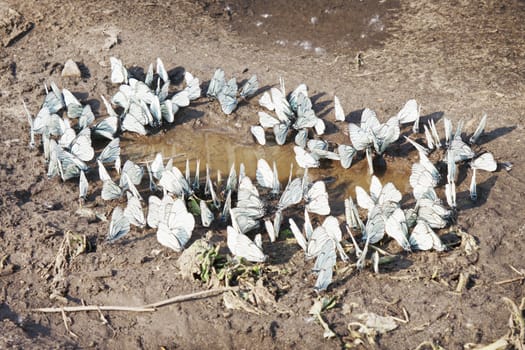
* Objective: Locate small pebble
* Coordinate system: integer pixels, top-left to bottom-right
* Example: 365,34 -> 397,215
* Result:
61,59 -> 81,78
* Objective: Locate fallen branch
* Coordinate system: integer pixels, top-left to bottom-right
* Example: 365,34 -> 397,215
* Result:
33,287 -> 235,313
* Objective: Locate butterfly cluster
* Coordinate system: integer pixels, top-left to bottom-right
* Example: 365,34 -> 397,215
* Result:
23,56 -> 504,293
206,68 -> 259,114
110,57 -> 201,134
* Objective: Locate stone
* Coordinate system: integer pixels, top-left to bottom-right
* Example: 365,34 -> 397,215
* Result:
0,2 -> 32,47
61,59 -> 81,78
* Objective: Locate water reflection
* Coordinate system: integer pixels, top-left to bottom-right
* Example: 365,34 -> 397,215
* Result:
123,127 -> 412,206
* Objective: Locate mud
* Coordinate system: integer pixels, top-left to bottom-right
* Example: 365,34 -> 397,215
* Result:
1,0 -> 525,349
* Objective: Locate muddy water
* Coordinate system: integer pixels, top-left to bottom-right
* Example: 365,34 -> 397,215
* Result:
123,128 -> 412,207
223,0 -> 400,54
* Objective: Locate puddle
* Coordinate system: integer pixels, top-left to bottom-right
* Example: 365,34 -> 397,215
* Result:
212,0 -> 400,54
122,127 -> 411,207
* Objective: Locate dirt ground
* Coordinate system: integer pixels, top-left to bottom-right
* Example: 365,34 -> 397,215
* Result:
1,0 -> 525,349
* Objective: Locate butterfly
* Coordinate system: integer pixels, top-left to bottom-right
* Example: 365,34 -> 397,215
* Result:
97,138 -> 120,165
107,206 -> 130,242
409,220 -> 446,251
304,180 -> 330,215
159,165 -> 192,197
384,207 -> 411,251
334,95 -> 345,122
469,152 -> 497,200
251,125 -> 266,145
239,74 -> 258,99
79,170 -> 88,201
218,78 -> 238,115
119,160 -> 144,189
124,192 -> 146,228
355,175 -> 402,213
184,71 -> 202,101
62,88 -> 83,119
157,198 -> 195,252
414,192 -> 451,229
200,200 -> 214,227
226,224 -> 267,263
110,57 -> 128,84
469,114 -> 487,145
207,68 -> 226,98
395,99 -> 420,133
147,192 -> 174,229
256,159 -> 280,195
294,146 -> 320,169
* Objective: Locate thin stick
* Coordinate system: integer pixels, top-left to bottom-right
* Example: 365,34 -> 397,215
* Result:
33,287 -> 235,313
494,276 -> 525,285
144,287 -> 235,308
61,309 -> 79,338
35,305 -> 156,313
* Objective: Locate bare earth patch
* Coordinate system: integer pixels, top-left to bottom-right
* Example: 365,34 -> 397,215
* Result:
1,0 -> 525,349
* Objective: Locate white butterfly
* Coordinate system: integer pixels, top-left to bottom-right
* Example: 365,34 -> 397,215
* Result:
42,82 -> 65,115
277,177 -> 303,210
312,240 -> 337,291
226,225 -> 267,263
124,192 -> 146,228
289,218 -> 308,252
384,207 -> 411,251
294,146 -> 320,169
469,152 -> 497,200
156,57 -> 169,83
218,77 -> 238,114
355,175 -> 401,212
258,91 -> 274,111
172,90 -> 190,108
147,193 -> 173,229
409,220 -> 446,251
304,181 -> 330,215
62,88 -> 83,119
159,166 -> 192,197
157,198 -> 195,252
423,124 -> 435,150
251,125 -> 266,145
449,136 -> 475,162
240,74 -> 258,99
79,170 -> 88,200
469,113 -> 487,145
224,163 -> 237,194
184,71 -> 201,101
362,205 -> 386,244
395,99 -> 420,132
200,200 -> 214,227
107,206 -> 130,242
273,122 -> 289,145
207,68 -> 226,98
443,117 -> 453,146
98,138 -> 120,164
334,95 -> 345,122
445,182 -> 456,208
288,83 -> 308,112
295,129 -> 308,148
22,101 -> 35,148
415,196 -> 451,229
428,118 -> 441,148
344,196 -> 363,230
92,115 -> 118,140
119,160 -> 144,188
270,87 -> 293,123
256,159 -> 280,195
410,153 -> 439,200
338,144 -> 356,169
110,57 -> 128,84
